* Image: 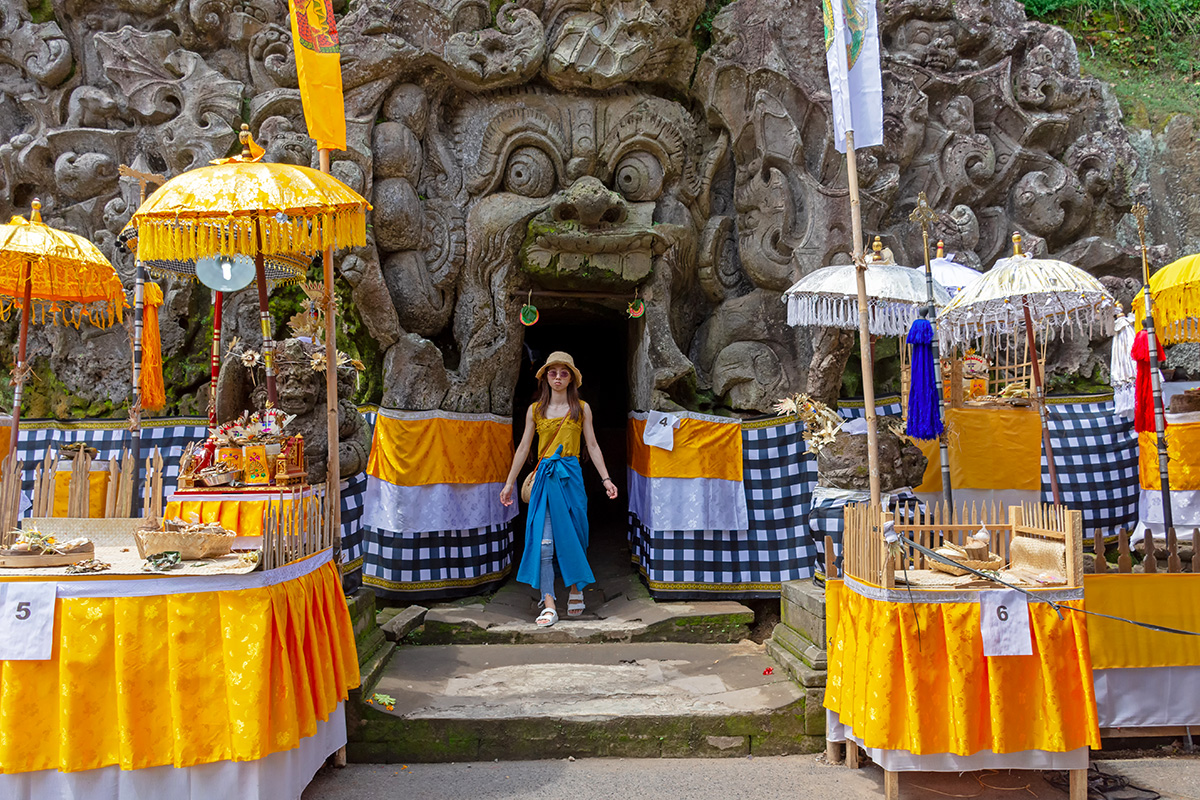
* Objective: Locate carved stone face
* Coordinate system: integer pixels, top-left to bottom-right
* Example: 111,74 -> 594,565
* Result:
452,91 -> 699,291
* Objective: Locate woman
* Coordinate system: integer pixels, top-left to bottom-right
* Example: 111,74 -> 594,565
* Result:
500,351 -> 618,627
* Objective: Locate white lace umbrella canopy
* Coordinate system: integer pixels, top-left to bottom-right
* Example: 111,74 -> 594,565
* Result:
936,250 -> 1118,350
924,255 -> 984,295
784,262 -> 952,337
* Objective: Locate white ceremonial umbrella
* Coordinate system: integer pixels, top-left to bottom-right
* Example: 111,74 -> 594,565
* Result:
784,238 -> 952,336
936,233 -> 1119,503
925,253 -> 984,296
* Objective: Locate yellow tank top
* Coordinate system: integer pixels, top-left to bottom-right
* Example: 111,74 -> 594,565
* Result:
534,402 -> 585,458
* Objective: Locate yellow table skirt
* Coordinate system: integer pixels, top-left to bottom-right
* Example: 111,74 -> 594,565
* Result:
825,579 -> 1100,756
0,556 -> 359,775
165,486 -> 322,537
1086,573 -> 1200,669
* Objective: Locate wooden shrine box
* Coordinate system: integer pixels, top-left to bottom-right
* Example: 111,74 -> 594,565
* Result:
275,435 -> 307,486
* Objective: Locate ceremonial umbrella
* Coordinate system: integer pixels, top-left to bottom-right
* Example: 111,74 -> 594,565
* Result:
925,243 -> 984,296
0,200 -> 126,457
1132,252 -> 1200,346
784,238 -> 952,336
130,124 -> 368,409
937,233 -> 1119,503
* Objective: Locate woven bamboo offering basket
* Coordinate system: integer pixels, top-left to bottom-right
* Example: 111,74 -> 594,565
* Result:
135,520 -> 235,560
929,539 -> 1005,576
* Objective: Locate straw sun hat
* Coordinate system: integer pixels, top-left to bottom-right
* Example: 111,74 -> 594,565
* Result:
536,351 -> 583,387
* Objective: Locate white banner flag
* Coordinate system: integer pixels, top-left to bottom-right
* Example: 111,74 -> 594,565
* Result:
823,0 -> 884,153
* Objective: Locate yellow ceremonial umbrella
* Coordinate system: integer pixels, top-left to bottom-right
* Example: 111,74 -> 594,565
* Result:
130,124 -> 368,407
1133,253 -> 1200,345
0,200 -> 126,456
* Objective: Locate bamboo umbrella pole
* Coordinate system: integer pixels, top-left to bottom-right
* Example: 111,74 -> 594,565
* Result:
910,193 -> 953,508
1133,204 -> 1173,530
1024,299 -> 1061,504
8,257 -> 32,457
318,147 -> 342,558
846,129 -> 882,509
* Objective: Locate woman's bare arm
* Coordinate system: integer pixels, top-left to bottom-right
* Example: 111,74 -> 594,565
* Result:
500,405 -> 536,506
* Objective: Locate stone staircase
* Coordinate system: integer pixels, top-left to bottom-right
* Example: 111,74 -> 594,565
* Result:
343,575 -> 830,762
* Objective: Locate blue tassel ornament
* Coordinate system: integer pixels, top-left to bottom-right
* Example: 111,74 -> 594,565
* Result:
905,317 -> 943,440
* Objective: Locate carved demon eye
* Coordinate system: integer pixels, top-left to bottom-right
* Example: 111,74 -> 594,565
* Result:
613,151 -> 664,202
503,146 -> 555,197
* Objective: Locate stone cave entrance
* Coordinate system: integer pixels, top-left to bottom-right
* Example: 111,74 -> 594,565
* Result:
512,299 -> 633,584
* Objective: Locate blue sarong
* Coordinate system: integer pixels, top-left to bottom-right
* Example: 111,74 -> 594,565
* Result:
516,448 -> 595,591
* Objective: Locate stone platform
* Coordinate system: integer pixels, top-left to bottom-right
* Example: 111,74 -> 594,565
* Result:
348,641 -> 822,762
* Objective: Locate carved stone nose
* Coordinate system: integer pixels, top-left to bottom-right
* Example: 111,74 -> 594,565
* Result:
551,176 -> 628,226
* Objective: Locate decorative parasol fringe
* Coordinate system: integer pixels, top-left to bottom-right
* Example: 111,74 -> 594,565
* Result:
937,296 -> 1115,352
0,295 -> 124,330
786,294 -> 920,338
135,209 -> 367,263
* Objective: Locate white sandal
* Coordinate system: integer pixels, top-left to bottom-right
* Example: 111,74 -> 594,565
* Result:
567,590 -> 585,617
536,608 -> 558,627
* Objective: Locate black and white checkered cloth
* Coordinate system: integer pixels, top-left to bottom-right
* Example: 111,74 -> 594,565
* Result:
809,489 -> 923,571
1041,399 -> 1138,536
837,395 -> 904,421
627,417 -> 821,599
340,471 -> 367,590
361,522 -> 515,601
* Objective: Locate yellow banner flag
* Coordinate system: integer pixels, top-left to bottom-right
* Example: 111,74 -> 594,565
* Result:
288,0 -> 346,151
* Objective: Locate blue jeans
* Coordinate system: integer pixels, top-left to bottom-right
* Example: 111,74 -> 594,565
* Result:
539,514 -> 556,601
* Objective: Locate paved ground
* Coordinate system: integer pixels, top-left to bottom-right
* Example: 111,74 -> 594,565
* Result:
303,754 -> 1199,799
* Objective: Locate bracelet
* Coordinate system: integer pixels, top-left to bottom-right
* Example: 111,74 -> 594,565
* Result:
602,477 -> 613,484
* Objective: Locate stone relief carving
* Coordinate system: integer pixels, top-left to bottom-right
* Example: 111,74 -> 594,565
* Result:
0,0 -> 1167,417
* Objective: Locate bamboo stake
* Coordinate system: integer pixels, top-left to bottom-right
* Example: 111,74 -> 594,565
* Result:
1143,529 -> 1158,573
1094,532 -> 1108,574
105,458 -> 119,517
1118,530 -> 1133,573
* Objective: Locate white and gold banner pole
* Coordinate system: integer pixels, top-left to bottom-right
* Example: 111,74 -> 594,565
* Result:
1133,204 -> 1173,530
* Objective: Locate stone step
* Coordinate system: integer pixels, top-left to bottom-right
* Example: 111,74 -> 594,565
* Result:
407,575 -> 755,645
347,641 -> 823,762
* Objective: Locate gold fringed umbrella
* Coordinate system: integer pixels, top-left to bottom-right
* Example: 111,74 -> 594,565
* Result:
1132,252 -> 1200,345
130,124 -> 368,407
0,200 -> 126,455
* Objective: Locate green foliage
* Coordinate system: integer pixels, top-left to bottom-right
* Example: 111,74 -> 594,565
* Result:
28,0 -> 55,24
1025,0 -> 1200,125
693,0 -> 736,55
